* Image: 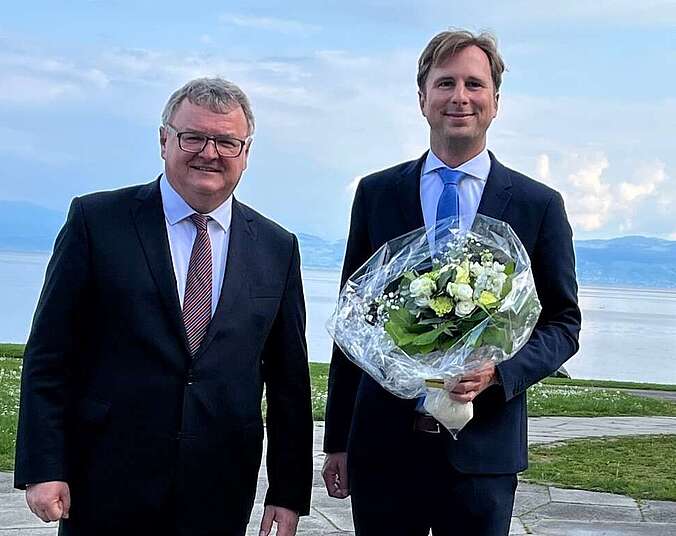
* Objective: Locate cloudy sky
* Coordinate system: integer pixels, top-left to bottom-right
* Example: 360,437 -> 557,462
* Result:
1,0 -> 675,240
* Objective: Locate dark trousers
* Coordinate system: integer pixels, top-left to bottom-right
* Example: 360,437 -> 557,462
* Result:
349,429 -> 517,536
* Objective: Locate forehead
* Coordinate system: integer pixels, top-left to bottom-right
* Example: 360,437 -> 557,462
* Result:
170,99 -> 248,136
428,45 -> 493,83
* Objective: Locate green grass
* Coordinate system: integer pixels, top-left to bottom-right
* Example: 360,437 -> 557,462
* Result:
308,363 -> 676,420
542,377 -> 676,392
0,358 -> 21,471
310,362 -> 329,421
527,383 -> 676,417
0,344 -> 24,359
524,435 -> 676,501
2,357 -> 674,473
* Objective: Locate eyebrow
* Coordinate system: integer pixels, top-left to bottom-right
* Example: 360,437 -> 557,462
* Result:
178,127 -> 242,139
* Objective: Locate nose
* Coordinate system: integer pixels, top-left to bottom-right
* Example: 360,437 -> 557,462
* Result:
199,138 -> 220,158
451,83 -> 468,104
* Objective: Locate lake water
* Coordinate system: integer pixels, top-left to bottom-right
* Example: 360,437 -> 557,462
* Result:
2,251 -> 676,384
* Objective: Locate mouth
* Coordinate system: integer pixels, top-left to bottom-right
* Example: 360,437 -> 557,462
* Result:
445,112 -> 474,119
190,165 -> 222,173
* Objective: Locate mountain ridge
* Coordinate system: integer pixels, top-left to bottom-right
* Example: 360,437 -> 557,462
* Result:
1,200 -> 674,288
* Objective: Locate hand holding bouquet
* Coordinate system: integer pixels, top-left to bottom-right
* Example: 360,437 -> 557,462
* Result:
327,215 -> 541,435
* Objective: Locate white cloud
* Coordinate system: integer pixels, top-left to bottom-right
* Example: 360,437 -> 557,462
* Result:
618,162 -> 666,203
0,49 -> 109,104
533,151 -> 674,237
1,35 -> 673,239
219,13 -> 321,35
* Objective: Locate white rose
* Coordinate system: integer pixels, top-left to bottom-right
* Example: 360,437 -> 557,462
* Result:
414,296 -> 431,307
455,301 -> 476,317
409,276 -> 436,298
447,282 -> 473,301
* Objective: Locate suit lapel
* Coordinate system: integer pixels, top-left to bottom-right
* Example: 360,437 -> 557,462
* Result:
197,198 -> 254,356
395,153 -> 426,232
131,179 -> 190,353
477,152 -> 512,220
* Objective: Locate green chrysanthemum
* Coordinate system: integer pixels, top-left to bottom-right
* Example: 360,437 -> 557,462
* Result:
429,296 -> 453,316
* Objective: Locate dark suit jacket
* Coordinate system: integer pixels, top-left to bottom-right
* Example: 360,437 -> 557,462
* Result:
324,152 -> 581,474
15,179 -> 313,535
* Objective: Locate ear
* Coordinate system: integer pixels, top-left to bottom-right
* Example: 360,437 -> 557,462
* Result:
159,126 -> 167,160
418,89 -> 427,116
242,138 -> 253,171
493,92 -> 500,117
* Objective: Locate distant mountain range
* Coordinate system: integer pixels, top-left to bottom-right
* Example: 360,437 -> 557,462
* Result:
1,200 -> 675,289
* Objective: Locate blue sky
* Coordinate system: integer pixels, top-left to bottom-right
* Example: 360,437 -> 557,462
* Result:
1,0 -> 675,239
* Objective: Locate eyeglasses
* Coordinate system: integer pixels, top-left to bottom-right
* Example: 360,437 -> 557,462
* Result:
164,123 -> 249,158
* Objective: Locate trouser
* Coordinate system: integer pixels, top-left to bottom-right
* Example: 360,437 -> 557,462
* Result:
350,427 -> 517,536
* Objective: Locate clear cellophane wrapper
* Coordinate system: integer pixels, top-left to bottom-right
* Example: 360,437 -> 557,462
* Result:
327,214 -> 542,436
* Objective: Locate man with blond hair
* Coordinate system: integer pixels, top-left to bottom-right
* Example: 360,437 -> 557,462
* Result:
15,77 -> 313,536
322,30 -> 580,535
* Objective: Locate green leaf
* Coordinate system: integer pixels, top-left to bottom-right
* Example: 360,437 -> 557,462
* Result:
411,321 -> 454,346
384,319 -> 417,346
402,341 -> 436,355
388,307 -> 414,327
501,277 -> 513,299
504,261 -> 516,275
437,268 -> 455,292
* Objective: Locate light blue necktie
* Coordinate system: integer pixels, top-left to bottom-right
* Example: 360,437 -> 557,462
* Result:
434,168 -> 464,246
417,168 -> 464,413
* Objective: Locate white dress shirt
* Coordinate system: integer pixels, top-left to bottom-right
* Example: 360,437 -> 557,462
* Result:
420,148 -> 491,235
160,176 -> 232,315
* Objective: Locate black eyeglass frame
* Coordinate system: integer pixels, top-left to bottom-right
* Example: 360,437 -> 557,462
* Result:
164,123 -> 250,158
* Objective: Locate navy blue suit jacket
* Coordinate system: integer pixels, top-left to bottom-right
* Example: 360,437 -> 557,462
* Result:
15,179 -> 313,534
324,153 -> 581,474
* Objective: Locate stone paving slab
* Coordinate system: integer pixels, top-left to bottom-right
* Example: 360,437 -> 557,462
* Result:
2,417 -> 675,535
524,520 -> 676,535
640,500 -> 676,523
548,488 -> 637,508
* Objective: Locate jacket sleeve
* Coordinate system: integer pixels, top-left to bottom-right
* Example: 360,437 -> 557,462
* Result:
323,180 -> 373,453
262,235 -> 314,515
14,197 -> 91,488
496,191 -> 581,400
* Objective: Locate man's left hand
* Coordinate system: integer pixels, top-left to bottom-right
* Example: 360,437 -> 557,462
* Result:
445,362 -> 498,402
259,505 -> 298,536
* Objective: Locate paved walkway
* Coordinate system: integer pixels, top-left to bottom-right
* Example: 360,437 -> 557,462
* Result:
1,417 -> 675,535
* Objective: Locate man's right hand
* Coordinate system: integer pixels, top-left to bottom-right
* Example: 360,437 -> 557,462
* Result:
26,481 -> 71,522
321,452 -> 349,498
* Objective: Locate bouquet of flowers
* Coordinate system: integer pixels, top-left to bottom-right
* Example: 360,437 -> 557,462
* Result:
327,214 -> 541,435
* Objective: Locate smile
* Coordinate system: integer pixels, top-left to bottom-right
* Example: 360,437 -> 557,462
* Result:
190,165 -> 221,173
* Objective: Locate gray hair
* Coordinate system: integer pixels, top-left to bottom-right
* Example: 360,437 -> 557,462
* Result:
161,77 -> 255,135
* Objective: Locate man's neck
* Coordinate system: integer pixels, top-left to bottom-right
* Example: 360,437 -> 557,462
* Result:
430,137 -> 486,169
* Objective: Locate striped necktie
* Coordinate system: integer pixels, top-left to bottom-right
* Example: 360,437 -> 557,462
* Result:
183,213 -> 212,356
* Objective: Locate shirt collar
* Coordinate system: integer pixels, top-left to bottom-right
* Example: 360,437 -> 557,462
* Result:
159,175 -> 233,232
422,147 -> 491,182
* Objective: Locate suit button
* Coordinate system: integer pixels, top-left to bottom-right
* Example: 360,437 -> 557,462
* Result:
186,370 -> 196,385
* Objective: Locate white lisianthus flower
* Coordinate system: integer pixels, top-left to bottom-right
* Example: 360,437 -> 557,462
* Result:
447,282 -> 473,301
470,261 -> 484,277
455,301 -> 476,317
489,272 -> 508,296
493,261 -> 505,273
409,275 -> 436,302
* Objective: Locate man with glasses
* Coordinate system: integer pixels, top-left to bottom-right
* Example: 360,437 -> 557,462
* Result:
15,77 -> 313,536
